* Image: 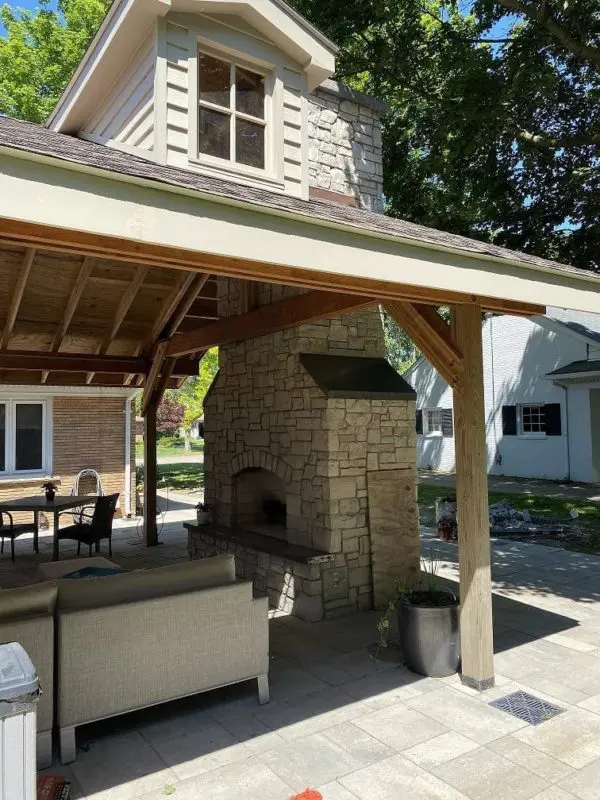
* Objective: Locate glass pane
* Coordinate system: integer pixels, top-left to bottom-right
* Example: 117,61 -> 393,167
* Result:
236,119 -> 264,168
15,403 -> 43,471
236,67 -> 264,118
198,53 -> 231,108
199,108 -> 231,160
0,405 -> 5,472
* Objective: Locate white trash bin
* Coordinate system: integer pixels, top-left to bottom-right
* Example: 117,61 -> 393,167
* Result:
0,642 -> 40,800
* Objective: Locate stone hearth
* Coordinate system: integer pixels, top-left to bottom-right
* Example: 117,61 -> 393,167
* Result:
193,279 -> 420,621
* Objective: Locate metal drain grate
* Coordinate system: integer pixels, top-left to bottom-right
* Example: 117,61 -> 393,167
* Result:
489,690 -> 565,726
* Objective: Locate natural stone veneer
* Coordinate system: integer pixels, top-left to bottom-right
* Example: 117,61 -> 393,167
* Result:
309,80 -> 386,212
195,278 -> 419,621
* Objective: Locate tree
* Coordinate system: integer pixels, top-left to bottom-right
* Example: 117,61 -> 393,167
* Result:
293,0 -> 600,272
156,396 -> 185,436
167,348 -> 219,447
0,0 -> 110,123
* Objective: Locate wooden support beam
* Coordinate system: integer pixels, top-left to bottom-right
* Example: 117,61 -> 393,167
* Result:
42,256 -> 93,383
385,301 -> 463,386
167,290 -> 375,357
143,397 -> 158,547
452,304 -> 494,690
1,248 -> 36,349
0,221 -> 545,317
86,264 -> 147,384
0,350 -> 199,375
141,340 -> 168,416
163,273 -> 210,340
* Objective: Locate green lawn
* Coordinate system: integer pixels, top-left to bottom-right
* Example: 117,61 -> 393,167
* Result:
136,462 -> 203,493
418,484 -> 600,554
135,438 -> 204,459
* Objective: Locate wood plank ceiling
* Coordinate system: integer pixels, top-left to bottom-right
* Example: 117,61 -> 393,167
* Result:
0,243 -> 219,387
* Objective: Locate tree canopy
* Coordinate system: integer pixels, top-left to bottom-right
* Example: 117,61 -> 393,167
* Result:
293,0 -> 599,273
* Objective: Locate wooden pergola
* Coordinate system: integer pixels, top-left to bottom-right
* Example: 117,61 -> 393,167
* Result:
2,121 -> 600,691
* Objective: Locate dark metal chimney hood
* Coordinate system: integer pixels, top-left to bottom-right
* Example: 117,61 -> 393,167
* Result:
299,353 -> 416,400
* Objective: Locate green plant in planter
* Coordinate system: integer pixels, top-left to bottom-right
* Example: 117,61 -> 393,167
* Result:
377,549 -> 460,677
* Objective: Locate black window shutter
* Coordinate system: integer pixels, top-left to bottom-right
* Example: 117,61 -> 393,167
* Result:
545,403 -> 562,436
502,405 -> 517,436
442,408 -> 454,438
416,409 -> 423,434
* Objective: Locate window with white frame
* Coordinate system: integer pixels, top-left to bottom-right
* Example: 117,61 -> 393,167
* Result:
424,408 -> 443,435
0,400 -> 49,475
198,51 -> 267,170
519,404 -> 545,435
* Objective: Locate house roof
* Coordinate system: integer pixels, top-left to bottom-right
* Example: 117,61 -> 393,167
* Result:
0,115 -> 594,287
48,0 -> 338,132
544,307 -> 600,347
547,360 -> 600,378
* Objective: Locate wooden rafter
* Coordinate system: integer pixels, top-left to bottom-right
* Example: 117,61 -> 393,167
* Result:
0,350 -> 200,375
1,248 -> 36,349
167,290 -> 376,357
42,256 -> 93,384
0,221 -> 546,317
385,301 -> 464,386
86,264 -> 147,384
140,273 -> 210,414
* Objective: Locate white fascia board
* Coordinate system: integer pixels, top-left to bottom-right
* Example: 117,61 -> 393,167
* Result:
0,385 -> 137,398
47,0 -> 169,133
2,149 -> 600,314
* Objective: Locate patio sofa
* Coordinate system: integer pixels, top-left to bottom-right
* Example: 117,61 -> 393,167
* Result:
0,554 -> 269,766
0,581 -> 57,768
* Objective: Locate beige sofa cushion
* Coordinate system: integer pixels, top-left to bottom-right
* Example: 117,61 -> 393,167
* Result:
0,582 -> 57,623
57,554 -> 236,612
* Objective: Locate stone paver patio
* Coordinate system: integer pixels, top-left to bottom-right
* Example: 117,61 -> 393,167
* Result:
4,508 -> 600,799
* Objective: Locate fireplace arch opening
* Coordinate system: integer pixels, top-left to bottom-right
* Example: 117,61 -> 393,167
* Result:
233,467 -> 287,540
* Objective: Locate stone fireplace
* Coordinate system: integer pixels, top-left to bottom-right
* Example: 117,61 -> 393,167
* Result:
188,279 -> 420,621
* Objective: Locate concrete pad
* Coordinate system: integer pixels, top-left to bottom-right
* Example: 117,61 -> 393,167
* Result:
489,735 -> 574,782
513,709 -> 600,769
432,747 -> 549,800
558,757 -> 600,799
353,702 -> 449,751
402,732 -> 479,769
405,687 -> 527,744
340,753 -> 470,800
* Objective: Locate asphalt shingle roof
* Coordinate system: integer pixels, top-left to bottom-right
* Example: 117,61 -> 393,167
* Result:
1,116 -> 597,284
547,360 -> 600,377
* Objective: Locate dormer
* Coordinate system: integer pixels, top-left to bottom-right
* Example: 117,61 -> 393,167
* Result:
47,0 -> 338,198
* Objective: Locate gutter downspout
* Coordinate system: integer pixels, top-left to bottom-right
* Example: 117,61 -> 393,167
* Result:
560,384 -> 571,481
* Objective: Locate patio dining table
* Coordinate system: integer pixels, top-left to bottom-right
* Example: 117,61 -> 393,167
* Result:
0,495 -> 99,561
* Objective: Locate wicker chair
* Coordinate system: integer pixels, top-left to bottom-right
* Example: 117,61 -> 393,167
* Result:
57,494 -> 119,557
0,511 -> 38,562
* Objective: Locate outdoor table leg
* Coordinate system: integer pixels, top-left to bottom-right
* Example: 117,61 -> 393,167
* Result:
53,508 -> 59,561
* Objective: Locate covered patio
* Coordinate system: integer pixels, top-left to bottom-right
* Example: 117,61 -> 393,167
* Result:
1,115 -> 600,692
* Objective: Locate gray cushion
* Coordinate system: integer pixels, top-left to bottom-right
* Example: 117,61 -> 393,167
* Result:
57,554 -> 236,611
0,582 -> 57,622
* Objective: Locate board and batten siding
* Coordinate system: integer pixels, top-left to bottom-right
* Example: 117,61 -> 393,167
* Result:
406,314 -> 599,481
82,30 -> 156,155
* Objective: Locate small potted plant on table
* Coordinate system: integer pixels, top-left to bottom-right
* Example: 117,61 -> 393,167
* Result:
195,502 -> 212,526
42,481 -> 58,502
378,553 -> 460,678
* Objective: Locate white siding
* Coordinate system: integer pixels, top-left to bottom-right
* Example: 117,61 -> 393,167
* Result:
83,30 -> 156,154
165,21 -> 190,168
406,315 -> 596,481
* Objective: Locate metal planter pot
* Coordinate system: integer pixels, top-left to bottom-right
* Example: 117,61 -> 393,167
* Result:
397,594 -> 460,678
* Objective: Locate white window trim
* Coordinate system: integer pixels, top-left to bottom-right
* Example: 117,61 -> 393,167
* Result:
517,403 -> 547,439
187,34 -> 286,190
423,407 -> 444,438
0,398 -> 53,479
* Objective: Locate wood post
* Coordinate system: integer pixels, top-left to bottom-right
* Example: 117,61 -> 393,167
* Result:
452,304 -> 495,690
143,397 -> 158,547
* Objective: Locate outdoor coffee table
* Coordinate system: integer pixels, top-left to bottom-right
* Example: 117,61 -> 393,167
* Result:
0,495 -> 98,561
36,556 -> 123,582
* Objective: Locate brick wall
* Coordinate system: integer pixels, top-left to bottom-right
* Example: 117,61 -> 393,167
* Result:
53,396 -> 133,516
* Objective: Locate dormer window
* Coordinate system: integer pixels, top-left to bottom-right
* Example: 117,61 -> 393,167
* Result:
198,52 -> 267,170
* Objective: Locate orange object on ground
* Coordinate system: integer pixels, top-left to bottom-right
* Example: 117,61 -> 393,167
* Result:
289,792 -> 323,800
